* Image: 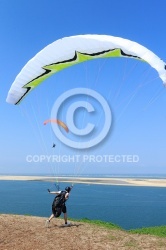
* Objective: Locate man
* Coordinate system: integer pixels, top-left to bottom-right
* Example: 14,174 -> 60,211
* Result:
45,186 -> 72,227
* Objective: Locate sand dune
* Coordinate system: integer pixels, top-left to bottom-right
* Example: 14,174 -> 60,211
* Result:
1,214 -> 166,250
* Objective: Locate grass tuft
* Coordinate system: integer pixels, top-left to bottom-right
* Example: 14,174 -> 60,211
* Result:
129,226 -> 166,238
69,217 -> 122,230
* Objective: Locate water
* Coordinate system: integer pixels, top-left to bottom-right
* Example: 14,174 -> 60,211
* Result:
1,180 -> 166,230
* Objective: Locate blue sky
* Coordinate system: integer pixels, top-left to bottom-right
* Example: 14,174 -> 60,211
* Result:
1,0 -> 166,176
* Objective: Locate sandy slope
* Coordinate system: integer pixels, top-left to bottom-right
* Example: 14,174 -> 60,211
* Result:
0,214 -> 166,250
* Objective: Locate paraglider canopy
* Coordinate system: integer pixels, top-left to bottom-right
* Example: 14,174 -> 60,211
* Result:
44,119 -> 69,133
6,34 -> 166,105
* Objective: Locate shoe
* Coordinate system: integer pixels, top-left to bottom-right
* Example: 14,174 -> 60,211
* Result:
64,222 -> 71,227
45,220 -> 50,228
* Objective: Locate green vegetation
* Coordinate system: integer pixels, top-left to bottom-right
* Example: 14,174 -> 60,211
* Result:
129,226 -> 166,238
69,217 -> 166,238
69,217 -> 123,230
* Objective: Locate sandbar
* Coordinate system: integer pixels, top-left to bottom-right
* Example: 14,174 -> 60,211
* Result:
0,175 -> 166,187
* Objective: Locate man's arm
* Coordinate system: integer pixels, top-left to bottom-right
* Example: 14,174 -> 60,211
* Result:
65,192 -> 69,200
48,189 -> 61,195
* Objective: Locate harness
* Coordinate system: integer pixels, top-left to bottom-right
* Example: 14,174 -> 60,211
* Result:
52,191 -> 67,208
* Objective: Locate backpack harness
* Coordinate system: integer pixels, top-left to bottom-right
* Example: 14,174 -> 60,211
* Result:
52,191 -> 67,209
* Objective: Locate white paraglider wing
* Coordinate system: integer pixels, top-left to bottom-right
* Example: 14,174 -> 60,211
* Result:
6,34 -> 166,105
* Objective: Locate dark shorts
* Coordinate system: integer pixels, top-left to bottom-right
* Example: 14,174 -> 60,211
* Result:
61,204 -> 67,213
52,204 -> 67,217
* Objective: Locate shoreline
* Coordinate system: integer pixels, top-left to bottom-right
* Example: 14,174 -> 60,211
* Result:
1,175 -> 166,187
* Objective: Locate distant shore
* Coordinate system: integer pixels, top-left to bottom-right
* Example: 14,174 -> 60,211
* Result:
0,175 -> 166,187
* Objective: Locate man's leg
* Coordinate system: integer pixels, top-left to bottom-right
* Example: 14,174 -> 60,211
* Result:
64,212 -> 67,224
48,213 -> 55,222
62,204 -> 68,224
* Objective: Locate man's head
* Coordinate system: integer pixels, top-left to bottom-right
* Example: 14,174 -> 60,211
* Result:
65,186 -> 72,193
